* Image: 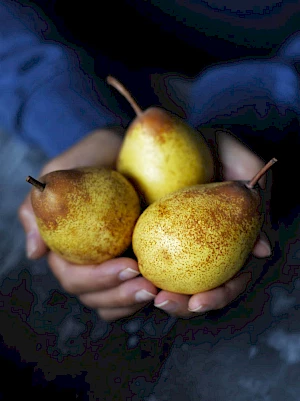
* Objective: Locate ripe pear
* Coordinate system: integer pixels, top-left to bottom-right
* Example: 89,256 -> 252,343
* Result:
132,159 -> 277,295
107,76 -> 214,205
26,167 -> 140,265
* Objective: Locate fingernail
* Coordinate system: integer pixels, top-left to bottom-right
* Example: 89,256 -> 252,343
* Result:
135,289 -> 156,303
119,268 -> 140,281
26,230 -> 38,258
188,304 -> 211,313
154,300 -> 178,313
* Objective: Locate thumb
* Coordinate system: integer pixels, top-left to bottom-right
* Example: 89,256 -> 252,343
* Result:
47,127 -> 123,172
216,130 -> 274,232
18,193 -> 48,259
216,131 -> 266,188
19,127 -> 123,260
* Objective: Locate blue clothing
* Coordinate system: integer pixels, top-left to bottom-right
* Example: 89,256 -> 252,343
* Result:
0,1 -> 126,157
0,0 -> 299,220
1,1 -> 300,159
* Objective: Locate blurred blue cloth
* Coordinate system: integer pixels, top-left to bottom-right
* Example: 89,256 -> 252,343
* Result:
0,1 -> 125,157
187,31 -> 300,142
1,0 -> 300,159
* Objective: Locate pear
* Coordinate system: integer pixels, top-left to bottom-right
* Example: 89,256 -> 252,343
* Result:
26,167 -> 140,265
107,76 -> 214,205
132,159 -> 277,295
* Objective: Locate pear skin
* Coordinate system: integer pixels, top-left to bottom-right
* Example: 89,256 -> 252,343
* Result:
117,107 -> 214,205
107,76 -> 214,205
27,167 -> 140,265
132,159 -> 277,294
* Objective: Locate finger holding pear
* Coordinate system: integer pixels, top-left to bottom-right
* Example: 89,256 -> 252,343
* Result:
20,78 -> 276,321
132,158 -> 276,296
26,167 -> 140,265
144,133 -> 275,317
25,77 -> 216,267
19,128 -> 158,322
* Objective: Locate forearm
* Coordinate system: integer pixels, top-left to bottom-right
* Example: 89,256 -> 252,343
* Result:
0,1 -> 128,157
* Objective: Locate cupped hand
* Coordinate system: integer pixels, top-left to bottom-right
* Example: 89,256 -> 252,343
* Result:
18,128 -> 272,321
153,130 -> 272,318
18,128 -> 158,321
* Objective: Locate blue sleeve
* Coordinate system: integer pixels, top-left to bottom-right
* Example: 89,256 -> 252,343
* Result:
0,1 -> 127,157
185,37 -> 300,153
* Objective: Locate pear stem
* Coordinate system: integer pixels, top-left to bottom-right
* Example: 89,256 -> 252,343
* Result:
246,158 -> 278,189
106,75 -> 143,116
26,176 -> 45,192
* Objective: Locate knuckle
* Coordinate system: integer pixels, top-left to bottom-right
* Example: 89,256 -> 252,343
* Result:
61,277 -> 80,295
224,287 -> 239,305
117,286 -> 132,305
216,300 -> 230,310
97,309 -> 115,321
225,278 -> 240,295
53,271 -> 80,295
47,255 -> 82,295
18,200 -> 31,222
78,294 -> 94,308
17,203 -> 26,223
98,306 -> 139,322
18,202 -> 26,216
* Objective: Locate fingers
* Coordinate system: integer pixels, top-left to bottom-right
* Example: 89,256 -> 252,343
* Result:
18,128 -> 123,261
252,232 -> 272,258
18,194 -> 48,259
154,271 -> 252,317
45,127 -> 123,171
79,276 -> 157,309
153,229 -> 271,318
187,271 -> 252,313
97,305 -> 145,322
48,253 -> 141,294
48,253 -> 158,321
49,251 -> 253,320
154,292 -> 192,318
216,131 -> 266,188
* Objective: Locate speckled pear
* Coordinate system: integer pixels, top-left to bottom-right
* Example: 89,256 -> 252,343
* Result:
26,167 -> 140,264
132,159 -> 277,295
107,76 -> 214,205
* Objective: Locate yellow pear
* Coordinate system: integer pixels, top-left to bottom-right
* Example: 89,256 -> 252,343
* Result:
132,159 -> 277,294
26,167 -> 140,264
107,76 -> 214,205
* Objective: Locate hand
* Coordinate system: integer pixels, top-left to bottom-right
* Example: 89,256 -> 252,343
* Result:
153,130 -> 272,317
18,127 -> 159,321
19,128 -> 272,321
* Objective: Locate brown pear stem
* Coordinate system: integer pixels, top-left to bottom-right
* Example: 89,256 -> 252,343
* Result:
106,75 -> 143,116
26,176 -> 45,192
246,158 -> 278,189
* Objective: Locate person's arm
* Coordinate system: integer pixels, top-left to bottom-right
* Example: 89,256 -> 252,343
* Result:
0,0 -> 127,157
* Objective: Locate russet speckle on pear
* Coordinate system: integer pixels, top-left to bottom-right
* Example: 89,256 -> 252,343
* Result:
132,159 -> 277,295
107,76 -> 214,205
28,167 -> 140,265
117,107 -> 214,204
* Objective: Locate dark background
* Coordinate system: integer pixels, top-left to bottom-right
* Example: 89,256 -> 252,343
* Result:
18,0 -> 296,223
19,0 -> 274,110
19,0 -> 300,222
1,2 -> 299,400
